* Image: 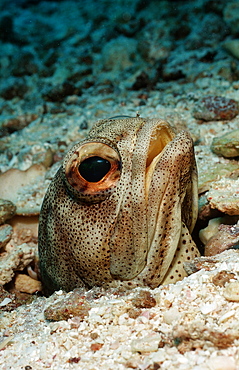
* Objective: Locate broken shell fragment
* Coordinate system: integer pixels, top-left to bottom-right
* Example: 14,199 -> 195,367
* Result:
224,281 -> 239,302
131,333 -> 162,353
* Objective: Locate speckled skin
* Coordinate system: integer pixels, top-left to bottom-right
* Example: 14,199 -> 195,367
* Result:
38,117 -> 199,295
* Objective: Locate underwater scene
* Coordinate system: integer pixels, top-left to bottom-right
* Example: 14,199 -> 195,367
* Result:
0,0 -> 239,368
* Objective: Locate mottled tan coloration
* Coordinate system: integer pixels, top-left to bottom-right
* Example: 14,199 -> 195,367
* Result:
38,117 -> 199,295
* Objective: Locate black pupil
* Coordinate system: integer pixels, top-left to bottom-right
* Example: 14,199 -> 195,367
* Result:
78,156 -> 111,182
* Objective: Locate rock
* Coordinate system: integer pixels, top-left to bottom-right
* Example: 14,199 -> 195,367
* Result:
198,163 -> 239,194
14,273 -> 42,294
0,15 -> 15,43
223,39 -> 239,60
43,81 -> 80,102
0,243 -> 35,285
204,222 -> 239,257
224,2 -> 239,34
0,286 -> 15,312
17,144 -> 54,169
131,71 -> 151,90
0,78 -> 28,100
0,285 -> 34,313
9,215 -> 38,245
211,129 -> 239,158
0,224 -> 13,249
44,289 -> 91,321
212,271 -> 236,287
198,199 -> 222,222
207,178 -> 239,215
131,290 -> 156,309
12,50 -> 40,77
0,164 -> 47,215
0,199 -> 16,224
193,96 -> 239,121
1,113 -> 38,133
184,250 -> 239,276
101,36 -> 138,72
199,216 -> 239,244
199,217 -> 224,245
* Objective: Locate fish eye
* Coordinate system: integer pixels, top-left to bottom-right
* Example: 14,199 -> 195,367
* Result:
78,156 -> 111,182
64,141 -> 121,200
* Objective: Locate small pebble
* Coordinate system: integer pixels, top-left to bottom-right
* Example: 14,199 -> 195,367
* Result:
17,144 -> 54,169
67,357 -> 81,364
101,36 -> 137,72
90,343 -> 103,351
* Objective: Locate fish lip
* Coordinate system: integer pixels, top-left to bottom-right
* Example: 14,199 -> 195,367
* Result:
145,123 -> 175,199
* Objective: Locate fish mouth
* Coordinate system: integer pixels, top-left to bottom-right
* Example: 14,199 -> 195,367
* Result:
145,124 -> 175,199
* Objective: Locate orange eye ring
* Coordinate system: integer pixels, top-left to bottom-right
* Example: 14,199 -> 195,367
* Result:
64,142 -> 121,199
